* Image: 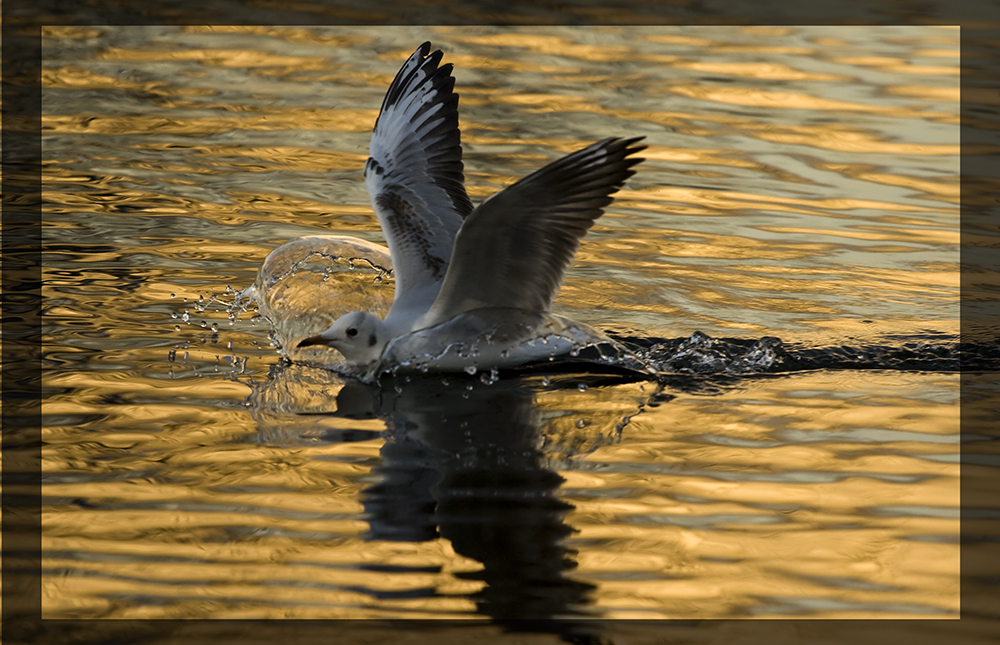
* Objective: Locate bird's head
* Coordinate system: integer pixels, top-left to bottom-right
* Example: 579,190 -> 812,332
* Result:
297,310 -> 387,367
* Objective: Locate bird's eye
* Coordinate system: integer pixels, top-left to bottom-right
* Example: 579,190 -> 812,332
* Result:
346,327 -> 358,338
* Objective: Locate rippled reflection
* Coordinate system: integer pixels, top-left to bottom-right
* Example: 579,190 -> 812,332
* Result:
238,360 -> 647,624
358,376 -> 597,625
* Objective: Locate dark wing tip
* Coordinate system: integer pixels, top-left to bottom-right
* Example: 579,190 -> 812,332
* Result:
602,135 -> 648,159
378,42 -> 443,116
624,136 -> 648,164
369,42 -> 474,221
601,136 -> 647,187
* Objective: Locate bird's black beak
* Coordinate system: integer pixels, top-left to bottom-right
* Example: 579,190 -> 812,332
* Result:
297,335 -> 326,348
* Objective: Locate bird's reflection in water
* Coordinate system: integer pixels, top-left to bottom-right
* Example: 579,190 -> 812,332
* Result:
251,363 -> 649,639
344,375 -> 598,626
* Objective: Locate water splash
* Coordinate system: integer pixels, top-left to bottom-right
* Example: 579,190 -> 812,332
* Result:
612,330 -> 972,376
239,235 -> 394,361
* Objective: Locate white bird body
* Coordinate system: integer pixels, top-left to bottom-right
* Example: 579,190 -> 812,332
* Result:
374,309 -> 605,376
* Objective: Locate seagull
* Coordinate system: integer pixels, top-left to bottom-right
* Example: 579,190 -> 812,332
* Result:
297,42 -> 646,375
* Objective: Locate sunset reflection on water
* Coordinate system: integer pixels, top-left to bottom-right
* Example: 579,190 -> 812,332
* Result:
40,25 -> 959,621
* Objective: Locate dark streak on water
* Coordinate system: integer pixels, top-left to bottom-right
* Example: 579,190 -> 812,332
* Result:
609,330 -> 987,375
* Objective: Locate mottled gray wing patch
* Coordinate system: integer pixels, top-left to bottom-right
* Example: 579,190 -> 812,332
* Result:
374,190 -> 447,282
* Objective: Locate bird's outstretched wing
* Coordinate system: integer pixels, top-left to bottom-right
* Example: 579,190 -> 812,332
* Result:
420,136 -> 646,327
365,42 -> 473,324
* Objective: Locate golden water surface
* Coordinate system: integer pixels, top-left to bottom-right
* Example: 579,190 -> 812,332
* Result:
40,25 -> 959,623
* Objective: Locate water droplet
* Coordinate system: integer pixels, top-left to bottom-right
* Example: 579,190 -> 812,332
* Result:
171,312 -> 177,319
181,311 -> 190,322
576,419 -> 588,428
168,348 -> 176,361
542,376 -> 551,386
200,321 -> 207,328
211,323 -> 219,332
464,365 -> 477,375
578,383 -> 588,391
170,293 -> 176,298
174,325 -> 181,332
